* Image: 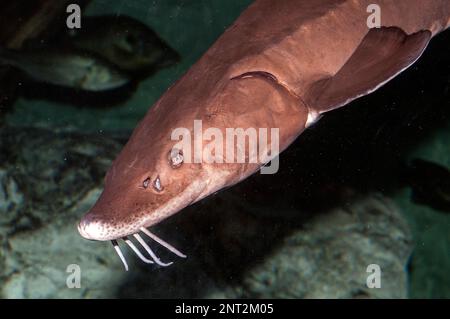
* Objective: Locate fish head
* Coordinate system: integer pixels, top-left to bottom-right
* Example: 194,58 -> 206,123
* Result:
78,69 -> 304,242
77,123 -> 210,241
111,26 -> 180,72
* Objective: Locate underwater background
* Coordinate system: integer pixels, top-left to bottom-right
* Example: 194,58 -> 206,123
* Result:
0,0 -> 449,298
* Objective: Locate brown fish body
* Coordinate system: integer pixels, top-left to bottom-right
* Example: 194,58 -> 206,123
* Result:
79,0 -> 450,243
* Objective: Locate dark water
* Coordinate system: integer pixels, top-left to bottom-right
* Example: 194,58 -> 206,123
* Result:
1,0 -> 449,298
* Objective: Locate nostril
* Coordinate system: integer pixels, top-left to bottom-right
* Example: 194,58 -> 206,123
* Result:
153,175 -> 164,192
143,177 -> 151,189
142,176 -> 164,192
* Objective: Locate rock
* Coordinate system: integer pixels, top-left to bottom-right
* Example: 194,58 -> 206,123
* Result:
0,168 -> 24,226
0,126 -> 126,298
225,195 -> 412,298
0,126 -> 413,298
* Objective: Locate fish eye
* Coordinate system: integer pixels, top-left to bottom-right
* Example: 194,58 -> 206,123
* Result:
126,34 -> 144,51
126,34 -> 137,45
168,148 -> 184,168
153,175 -> 164,192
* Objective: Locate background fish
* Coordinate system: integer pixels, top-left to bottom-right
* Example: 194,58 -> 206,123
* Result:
61,15 -> 180,76
0,46 -> 130,92
402,158 -> 450,212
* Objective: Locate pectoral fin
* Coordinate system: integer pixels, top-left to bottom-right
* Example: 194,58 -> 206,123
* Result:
305,27 -> 431,113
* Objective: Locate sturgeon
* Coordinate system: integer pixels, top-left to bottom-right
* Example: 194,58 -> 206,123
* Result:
78,0 -> 450,270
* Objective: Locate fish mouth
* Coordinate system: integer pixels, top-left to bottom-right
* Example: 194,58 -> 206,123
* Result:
78,178 -> 207,241
77,178 -> 208,270
77,203 -> 192,271
76,210 -> 175,242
